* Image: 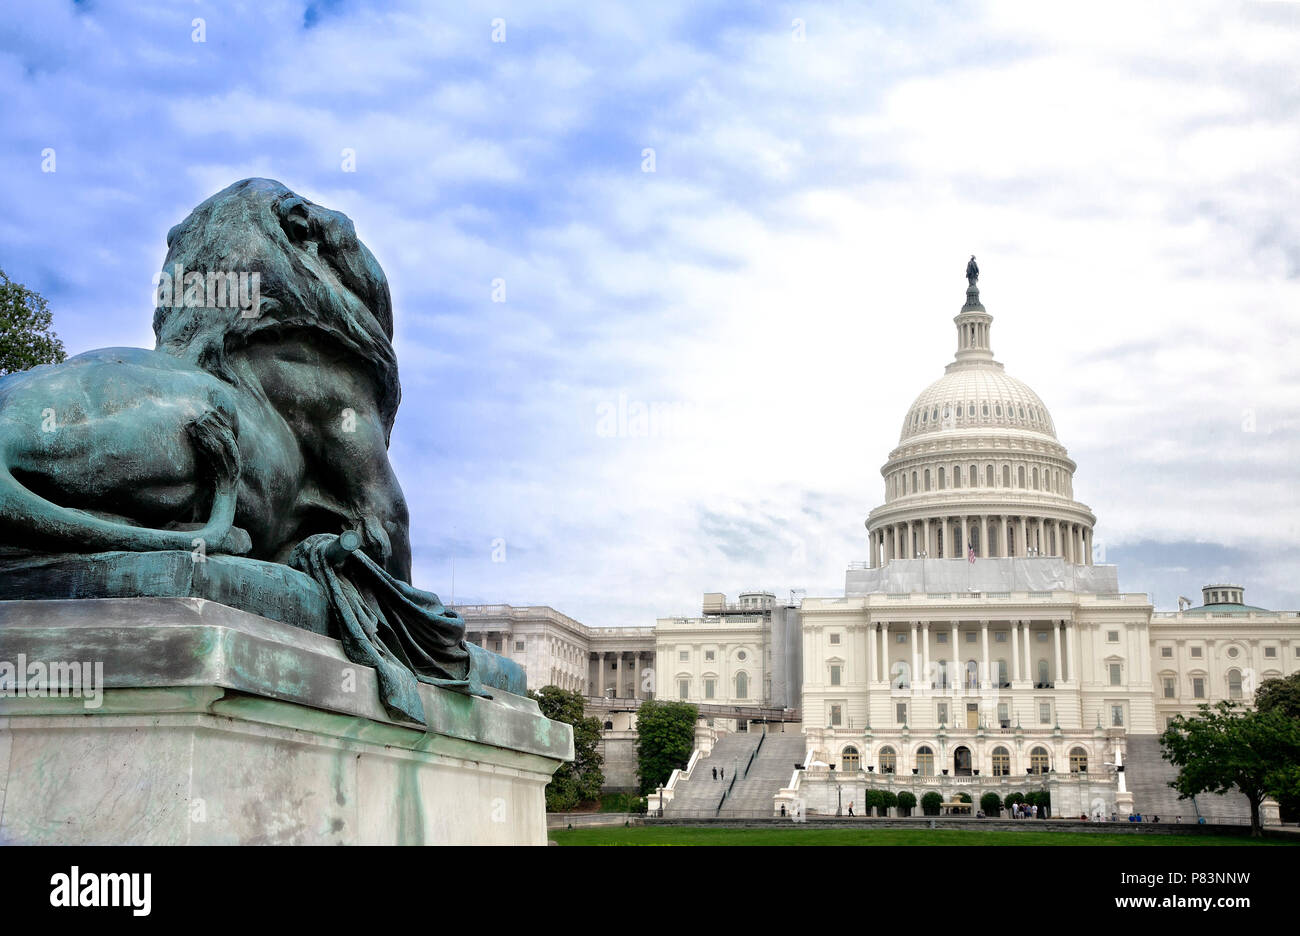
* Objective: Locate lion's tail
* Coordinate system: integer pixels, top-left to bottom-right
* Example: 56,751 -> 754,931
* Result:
0,409 -> 241,554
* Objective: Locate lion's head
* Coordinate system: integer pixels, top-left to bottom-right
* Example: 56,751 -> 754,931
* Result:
152,178 -> 400,435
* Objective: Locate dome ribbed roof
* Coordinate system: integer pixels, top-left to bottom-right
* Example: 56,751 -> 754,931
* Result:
900,365 -> 1056,443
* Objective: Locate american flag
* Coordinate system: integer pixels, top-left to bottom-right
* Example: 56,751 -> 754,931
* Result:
968,542 -> 976,563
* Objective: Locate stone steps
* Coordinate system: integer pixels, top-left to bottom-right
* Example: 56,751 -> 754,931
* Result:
1124,734 -> 1251,822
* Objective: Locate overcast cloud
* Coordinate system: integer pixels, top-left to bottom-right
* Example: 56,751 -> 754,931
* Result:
2,1 -> 1298,624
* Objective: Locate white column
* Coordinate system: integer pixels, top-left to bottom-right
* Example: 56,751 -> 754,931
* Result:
922,518 -> 931,558
598,652 -> 606,697
910,622 -> 919,687
960,516 -> 969,557
1011,622 -> 1021,682
1052,622 -> 1062,687
868,621 -> 877,685
1023,622 -> 1033,684
981,516 -> 990,558
880,623 -> 889,683
1065,621 -> 1076,683
981,620 -> 990,689
950,622 -> 958,690
921,621 -> 931,688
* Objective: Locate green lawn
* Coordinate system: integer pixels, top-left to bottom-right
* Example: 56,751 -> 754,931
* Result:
549,825 -> 1291,846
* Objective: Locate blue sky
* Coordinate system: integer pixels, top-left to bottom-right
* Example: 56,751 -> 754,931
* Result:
2,1 -> 1299,624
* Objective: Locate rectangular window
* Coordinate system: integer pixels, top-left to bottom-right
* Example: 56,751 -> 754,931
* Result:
830,704 -> 842,727
937,702 -> 948,724
830,665 -> 842,686
678,679 -> 689,699
1036,632 -> 1047,642
997,702 -> 1009,727
1109,663 -> 1121,686
1265,646 -> 1277,658
1163,677 -> 1175,699
896,702 -> 907,725
704,650 -> 715,661
1190,646 -> 1202,658
937,632 -> 948,644
1107,631 -> 1119,643
967,632 -> 977,643
829,633 -> 840,645
1111,705 -> 1124,727
896,633 -> 907,643
704,679 -> 715,700
679,650 -> 689,662
514,640 -> 525,651
491,641 -> 501,653
995,632 -> 1007,643
1193,677 -> 1205,699
1039,702 -> 1051,725
1160,646 -> 1172,658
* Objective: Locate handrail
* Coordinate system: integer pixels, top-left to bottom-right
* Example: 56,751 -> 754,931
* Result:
717,770 -> 737,815
744,732 -> 765,778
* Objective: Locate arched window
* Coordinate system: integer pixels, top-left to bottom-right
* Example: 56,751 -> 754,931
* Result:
1002,464 -> 1011,487
891,661 -> 910,689
1029,746 -> 1050,774
992,747 -> 1011,777
966,660 -> 978,689
1228,669 -> 1242,700
1033,466 -> 1040,489
1017,465 -> 1025,487
924,468 -> 931,491
879,747 -> 897,774
938,467 -> 946,489
954,465 -> 962,487
970,464 -> 978,486
736,671 -> 749,699
1038,658 -> 1049,687
986,465 -> 994,487
916,746 -> 935,776
841,746 -> 860,772
1069,748 -> 1088,773
911,471 -> 918,492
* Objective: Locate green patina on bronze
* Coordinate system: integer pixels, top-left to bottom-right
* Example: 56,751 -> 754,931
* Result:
0,179 -> 525,723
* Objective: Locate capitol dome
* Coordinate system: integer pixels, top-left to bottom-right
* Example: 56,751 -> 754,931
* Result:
864,261 -> 1097,568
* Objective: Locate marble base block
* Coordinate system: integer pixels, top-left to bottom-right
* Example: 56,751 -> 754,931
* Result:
0,598 -> 573,845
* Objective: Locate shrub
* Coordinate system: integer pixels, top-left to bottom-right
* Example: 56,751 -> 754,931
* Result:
896,791 -> 916,816
957,792 -> 972,803
863,789 -> 885,814
980,792 -> 1002,816
1004,791 -> 1025,810
880,790 -> 899,811
921,791 -> 943,816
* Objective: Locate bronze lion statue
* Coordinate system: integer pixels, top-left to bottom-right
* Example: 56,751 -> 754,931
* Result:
0,178 -> 408,576
0,179 -> 520,718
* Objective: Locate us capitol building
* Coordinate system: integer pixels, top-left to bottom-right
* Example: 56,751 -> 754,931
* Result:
459,261 -> 1298,818
790,261 -> 1296,818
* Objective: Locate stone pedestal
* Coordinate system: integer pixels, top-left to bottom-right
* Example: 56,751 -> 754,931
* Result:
0,598 -> 573,845
1261,798 -> 1281,827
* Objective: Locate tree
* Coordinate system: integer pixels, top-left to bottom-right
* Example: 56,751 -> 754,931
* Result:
921,791 -> 943,816
896,791 -> 916,816
880,789 -> 898,816
980,791 -> 1002,817
635,699 -> 698,795
1161,700 -> 1300,836
0,269 -> 65,376
530,686 -> 604,812
1255,672 -> 1300,720
1256,673 -> 1300,822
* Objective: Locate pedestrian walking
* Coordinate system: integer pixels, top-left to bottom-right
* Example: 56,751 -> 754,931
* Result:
712,766 -> 717,781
